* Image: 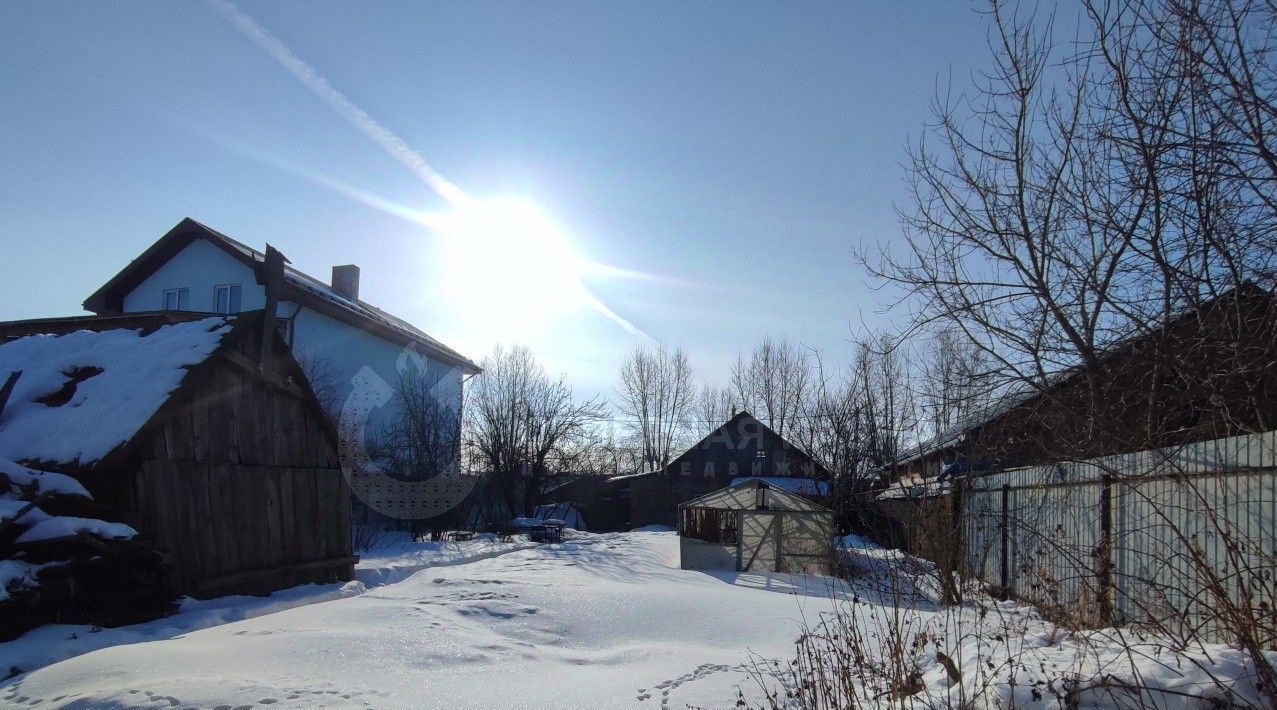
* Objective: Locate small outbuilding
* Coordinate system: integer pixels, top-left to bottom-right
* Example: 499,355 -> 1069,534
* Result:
678,478 -> 833,575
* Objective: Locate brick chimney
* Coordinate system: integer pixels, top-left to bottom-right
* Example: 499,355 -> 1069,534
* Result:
331,264 -> 360,300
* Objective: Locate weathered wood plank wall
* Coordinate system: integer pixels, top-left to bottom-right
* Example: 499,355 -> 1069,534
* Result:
129,461 -> 352,596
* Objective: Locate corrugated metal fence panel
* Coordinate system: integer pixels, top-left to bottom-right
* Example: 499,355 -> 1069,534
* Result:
961,488 -> 1001,584
960,430 -> 1277,642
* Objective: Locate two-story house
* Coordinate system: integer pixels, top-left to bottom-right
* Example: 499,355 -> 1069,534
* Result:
83,217 -> 481,463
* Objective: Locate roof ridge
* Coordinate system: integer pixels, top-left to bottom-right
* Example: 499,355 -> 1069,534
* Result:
91,218 -> 480,374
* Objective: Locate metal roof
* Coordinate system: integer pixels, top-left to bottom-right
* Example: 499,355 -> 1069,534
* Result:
83,218 -> 480,374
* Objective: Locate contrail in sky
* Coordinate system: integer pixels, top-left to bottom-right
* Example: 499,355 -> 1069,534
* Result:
207,0 -> 651,342
206,0 -> 467,207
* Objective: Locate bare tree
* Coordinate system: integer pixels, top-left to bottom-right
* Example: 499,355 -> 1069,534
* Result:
465,345 -> 606,519
851,334 -> 916,475
374,364 -> 464,539
864,0 -> 1274,415
616,344 -> 695,471
799,354 -> 869,484
916,328 -> 996,444
696,382 -> 738,432
575,428 -> 643,478
294,351 -> 341,425
854,0 -> 1277,695
730,337 -> 812,438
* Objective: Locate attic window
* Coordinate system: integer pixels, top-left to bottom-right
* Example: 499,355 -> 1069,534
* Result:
214,283 -> 243,314
162,288 -> 189,311
36,366 -> 104,407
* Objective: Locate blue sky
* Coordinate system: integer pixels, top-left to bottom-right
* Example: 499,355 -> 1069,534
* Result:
0,1 -> 989,397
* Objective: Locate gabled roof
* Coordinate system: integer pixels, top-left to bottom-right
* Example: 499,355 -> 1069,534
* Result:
83,218 -> 480,375
0,311 -> 336,472
607,411 -> 833,483
679,477 -> 829,513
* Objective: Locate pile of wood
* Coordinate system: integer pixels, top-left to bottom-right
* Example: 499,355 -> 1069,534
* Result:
1,470 -> 176,642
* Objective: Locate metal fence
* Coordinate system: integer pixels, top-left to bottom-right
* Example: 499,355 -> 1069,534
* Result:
960,429 -> 1277,643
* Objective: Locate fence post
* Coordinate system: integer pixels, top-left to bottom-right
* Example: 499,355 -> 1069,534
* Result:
950,480 -> 963,577
1097,474 -> 1114,626
1000,483 -> 1010,592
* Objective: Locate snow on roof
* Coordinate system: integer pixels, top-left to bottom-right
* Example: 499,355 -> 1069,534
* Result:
607,469 -> 659,483
0,317 -> 232,467
877,474 -> 951,500
729,476 -> 829,497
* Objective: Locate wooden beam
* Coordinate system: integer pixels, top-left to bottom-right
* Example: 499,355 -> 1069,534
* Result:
0,370 -> 20,421
255,244 -> 287,370
192,555 -> 359,595
218,350 -> 307,400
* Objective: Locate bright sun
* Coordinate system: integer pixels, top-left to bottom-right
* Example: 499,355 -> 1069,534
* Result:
430,196 -> 591,335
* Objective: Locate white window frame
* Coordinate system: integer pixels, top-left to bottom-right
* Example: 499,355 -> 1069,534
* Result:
213,282 -> 243,314
162,287 -> 189,311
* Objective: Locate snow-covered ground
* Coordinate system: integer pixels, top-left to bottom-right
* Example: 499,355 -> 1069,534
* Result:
2,530 -> 843,708
2,530 -> 1272,708
0,532 -> 534,679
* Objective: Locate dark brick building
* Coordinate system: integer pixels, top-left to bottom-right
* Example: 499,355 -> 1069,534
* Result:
610,412 -> 831,529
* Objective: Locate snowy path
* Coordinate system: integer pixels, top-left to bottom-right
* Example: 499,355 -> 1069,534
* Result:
2,531 -> 844,709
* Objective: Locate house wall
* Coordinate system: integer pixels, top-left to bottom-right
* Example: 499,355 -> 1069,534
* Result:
122,238 -> 266,313
629,474 -> 673,528
543,475 -> 629,532
118,238 -> 464,439
290,306 -> 463,432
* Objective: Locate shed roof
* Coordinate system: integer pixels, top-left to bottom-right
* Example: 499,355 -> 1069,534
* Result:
0,316 -> 233,468
893,283 -> 1275,466
680,478 -> 830,513
0,311 -> 336,473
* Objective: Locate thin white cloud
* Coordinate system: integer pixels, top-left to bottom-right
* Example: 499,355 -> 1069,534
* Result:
207,0 -> 467,207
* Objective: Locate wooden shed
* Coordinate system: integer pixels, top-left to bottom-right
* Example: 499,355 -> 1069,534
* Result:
0,311 -> 354,600
678,478 -> 834,575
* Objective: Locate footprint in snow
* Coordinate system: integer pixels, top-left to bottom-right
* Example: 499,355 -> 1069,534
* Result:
651,663 -> 742,708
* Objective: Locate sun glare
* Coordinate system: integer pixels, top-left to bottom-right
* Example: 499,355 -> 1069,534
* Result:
430,196 -> 590,335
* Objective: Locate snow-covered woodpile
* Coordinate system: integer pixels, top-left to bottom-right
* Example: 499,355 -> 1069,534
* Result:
0,312 -> 353,640
0,457 -> 171,640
